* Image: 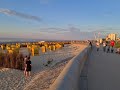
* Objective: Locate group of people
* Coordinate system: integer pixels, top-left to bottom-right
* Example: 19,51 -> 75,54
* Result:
88,40 -> 118,53
96,40 -> 115,53
24,56 -> 32,77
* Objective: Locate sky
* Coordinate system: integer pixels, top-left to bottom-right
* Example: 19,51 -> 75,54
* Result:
0,0 -> 120,40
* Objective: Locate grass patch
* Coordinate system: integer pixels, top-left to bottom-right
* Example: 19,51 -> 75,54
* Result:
115,43 -> 120,48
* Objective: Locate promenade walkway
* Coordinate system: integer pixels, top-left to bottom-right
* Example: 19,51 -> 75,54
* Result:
80,47 -> 120,90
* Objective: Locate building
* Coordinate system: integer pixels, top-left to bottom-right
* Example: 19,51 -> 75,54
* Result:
106,33 -> 117,41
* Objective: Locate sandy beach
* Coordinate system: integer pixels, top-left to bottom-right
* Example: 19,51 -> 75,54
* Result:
0,44 -> 87,90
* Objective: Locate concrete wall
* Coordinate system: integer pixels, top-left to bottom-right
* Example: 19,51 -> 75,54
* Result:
49,47 -> 91,90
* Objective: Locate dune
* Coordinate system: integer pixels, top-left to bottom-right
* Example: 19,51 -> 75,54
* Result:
0,44 -> 87,90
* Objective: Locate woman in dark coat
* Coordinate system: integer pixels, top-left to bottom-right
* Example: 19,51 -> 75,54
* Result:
26,56 -> 31,77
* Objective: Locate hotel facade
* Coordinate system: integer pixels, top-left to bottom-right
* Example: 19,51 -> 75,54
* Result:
106,33 -> 117,41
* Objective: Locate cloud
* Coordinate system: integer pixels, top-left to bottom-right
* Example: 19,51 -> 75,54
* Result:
37,26 -> 81,34
37,26 -> 120,40
1,25 -> 120,40
0,8 -> 41,22
34,27 -> 97,40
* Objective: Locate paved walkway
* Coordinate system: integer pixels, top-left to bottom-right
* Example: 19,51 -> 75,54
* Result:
80,47 -> 120,90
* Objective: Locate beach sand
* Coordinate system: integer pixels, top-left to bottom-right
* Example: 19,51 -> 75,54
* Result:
0,44 -> 87,90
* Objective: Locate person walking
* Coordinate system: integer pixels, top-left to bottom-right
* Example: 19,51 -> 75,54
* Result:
88,40 -> 92,49
110,40 -> 115,53
96,41 -> 100,51
25,56 -> 32,77
107,42 -> 110,53
103,41 -> 106,52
